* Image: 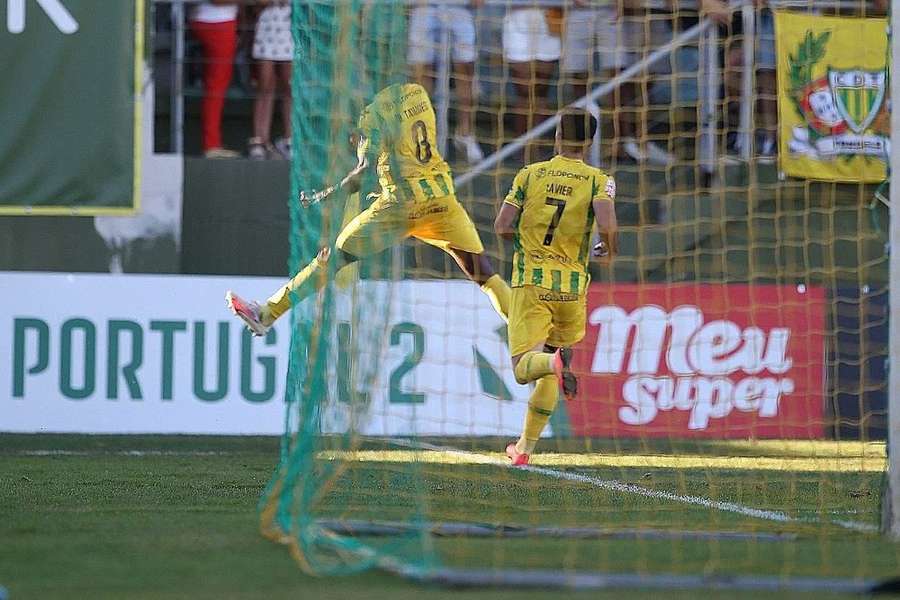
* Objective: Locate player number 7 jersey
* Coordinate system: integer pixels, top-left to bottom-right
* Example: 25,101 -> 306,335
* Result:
503,155 -> 615,295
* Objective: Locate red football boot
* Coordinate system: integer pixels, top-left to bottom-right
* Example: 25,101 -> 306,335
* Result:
506,442 -> 530,466
225,291 -> 269,337
552,347 -> 577,401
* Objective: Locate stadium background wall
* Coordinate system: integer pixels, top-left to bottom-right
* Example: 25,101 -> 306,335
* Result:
0,160 -> 289,276
0,158 -> 888,438
0,2 -> 889,440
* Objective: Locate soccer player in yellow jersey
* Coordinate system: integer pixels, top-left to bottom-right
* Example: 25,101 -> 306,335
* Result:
225,82 -> 511,334
494,108 -> 618,466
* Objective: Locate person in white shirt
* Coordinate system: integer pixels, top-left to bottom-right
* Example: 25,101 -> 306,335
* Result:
248,0 -> 294,160
502,7 -> 561,160
407,1 -> 485,164
562,1 -> 675,166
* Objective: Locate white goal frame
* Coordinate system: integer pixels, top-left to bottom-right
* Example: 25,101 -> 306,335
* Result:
885,0 -> 900,539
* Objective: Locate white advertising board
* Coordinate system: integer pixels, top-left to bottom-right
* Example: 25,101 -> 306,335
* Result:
0,273 -> 533,436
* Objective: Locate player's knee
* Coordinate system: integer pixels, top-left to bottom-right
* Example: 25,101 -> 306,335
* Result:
511,356 -> 528,385
476,254 -> 495,279
456,250 -> 494,284
337,249 -> 359,265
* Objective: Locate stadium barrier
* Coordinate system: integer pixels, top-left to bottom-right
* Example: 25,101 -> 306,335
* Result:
2,272 -> 873,439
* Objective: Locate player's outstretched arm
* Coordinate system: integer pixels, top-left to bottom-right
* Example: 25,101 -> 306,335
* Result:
340,158 -> 367,192
299,134 -> 371,207
494,203 -> 521,240
592,198 -> 618,260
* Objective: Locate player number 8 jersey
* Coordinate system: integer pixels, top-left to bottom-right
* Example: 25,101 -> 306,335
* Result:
357,83 -> 454,203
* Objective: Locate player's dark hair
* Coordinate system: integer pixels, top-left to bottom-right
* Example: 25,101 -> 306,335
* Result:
559,109 -> 598,144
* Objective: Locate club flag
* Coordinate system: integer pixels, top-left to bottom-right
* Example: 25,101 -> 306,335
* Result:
775,11 -> 889,182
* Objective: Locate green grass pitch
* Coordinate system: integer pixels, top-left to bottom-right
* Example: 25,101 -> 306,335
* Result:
2,434 -> 898,599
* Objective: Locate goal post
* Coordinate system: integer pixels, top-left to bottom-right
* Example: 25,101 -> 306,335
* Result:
885,0 -> 900,539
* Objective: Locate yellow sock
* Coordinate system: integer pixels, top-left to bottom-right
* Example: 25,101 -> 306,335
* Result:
516,375 -> 559,455
514,351 -> 555,385
480,274 -> 511,323
263,254 -> 329,324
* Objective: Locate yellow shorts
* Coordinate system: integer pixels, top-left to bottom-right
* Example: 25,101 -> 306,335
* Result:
508,285 -> 587,356
335,188 -> 484,257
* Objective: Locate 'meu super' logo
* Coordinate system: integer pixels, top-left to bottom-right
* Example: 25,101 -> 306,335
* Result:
568,284 -> 826,439
589,305 -> 794,430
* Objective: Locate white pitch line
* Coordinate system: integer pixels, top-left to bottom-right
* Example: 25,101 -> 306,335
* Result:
11,450 -> 230,457
391,439 -> 879,534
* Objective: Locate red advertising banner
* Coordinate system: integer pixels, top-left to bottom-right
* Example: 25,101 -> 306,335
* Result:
567,284 -> 826,438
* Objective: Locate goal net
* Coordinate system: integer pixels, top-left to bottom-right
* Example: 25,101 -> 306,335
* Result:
260,0 -> 896,590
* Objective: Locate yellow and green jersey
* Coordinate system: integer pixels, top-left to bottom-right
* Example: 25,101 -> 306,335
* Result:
357,83 -> 455,203
503,155 -> 615,295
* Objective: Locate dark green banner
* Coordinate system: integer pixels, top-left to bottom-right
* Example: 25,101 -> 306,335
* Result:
0,0 -> 141,215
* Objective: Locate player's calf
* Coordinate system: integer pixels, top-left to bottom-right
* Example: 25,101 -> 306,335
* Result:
513,347 -> 577,401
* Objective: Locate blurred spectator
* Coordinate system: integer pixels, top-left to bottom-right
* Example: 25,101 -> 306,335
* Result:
702,0 -> 777,161
190,0 -> 240,158
503,7 -> 561,159
559,2 -> 605,133
614,2 -> 677,165
408,1 -> 485,164
560,1 -> 675,165
248,0 -> 293,160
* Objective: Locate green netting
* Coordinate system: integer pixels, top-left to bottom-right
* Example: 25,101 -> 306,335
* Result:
256,0 -> 897,590
257,0 -> 427,576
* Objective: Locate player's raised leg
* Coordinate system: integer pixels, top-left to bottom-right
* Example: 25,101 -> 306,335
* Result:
227,190 -> 407,334
226,246 -> 336,335
445,248 -> 511,323
412,195 -> 512,322
506,286 -> 577,398
513,344 -> 576,400
507,373 -> 559,466
260,246 -> 341,324
257,189 -> 382,327
502,285 -> 580,466
505,319 -> 578,467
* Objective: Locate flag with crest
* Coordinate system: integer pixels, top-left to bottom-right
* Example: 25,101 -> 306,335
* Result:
776,11 -> 889,182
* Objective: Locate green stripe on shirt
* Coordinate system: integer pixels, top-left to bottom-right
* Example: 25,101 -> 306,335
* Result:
434,173 -> 450,196
532,267 -> 543,286
398,178 -> 415,200
418,179 -> 436,199
570,271 -> 580,295
551,270 -> 562,291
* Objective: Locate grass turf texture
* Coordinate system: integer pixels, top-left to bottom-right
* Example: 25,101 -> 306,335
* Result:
2,434 -> 898,599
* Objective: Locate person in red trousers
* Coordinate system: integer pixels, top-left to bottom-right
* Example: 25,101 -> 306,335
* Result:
190,1 -> 240,158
